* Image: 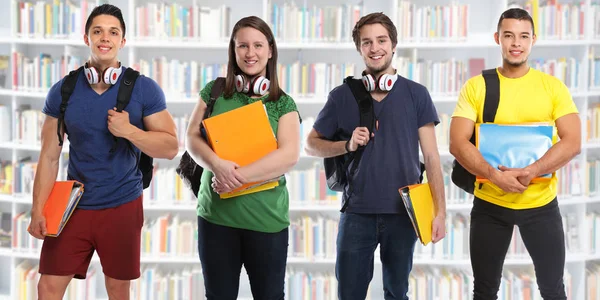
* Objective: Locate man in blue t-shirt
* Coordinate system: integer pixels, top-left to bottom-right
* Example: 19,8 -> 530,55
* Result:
305,12 -> 447,299
26,4 -> 178,300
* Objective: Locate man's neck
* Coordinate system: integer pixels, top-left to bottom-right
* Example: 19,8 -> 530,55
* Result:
89,59 -> 120,74
498,63 -> 530,79
88,59 -> 120,92
370,67 -> 395,80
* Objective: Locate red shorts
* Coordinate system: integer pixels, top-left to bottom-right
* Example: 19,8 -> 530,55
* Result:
39,195 -> 144,280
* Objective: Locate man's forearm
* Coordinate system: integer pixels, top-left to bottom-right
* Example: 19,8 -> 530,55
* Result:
424,154 -> 446,217
528,138 -> 581,177
305,137 -> 347,158
125,126 -> 179,159
451,141 -> 498,179
31,158 -> 60,216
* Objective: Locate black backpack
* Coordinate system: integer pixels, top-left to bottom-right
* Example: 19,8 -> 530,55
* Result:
451,68 -> 500,194
58,66 -> 154,189
176,77 -> 226,197
323,76 -> 374,212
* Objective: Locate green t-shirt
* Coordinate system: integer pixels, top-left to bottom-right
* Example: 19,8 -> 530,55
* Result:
196,79 -> 300,233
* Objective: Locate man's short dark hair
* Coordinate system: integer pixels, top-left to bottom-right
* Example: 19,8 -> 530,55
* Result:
85,4 -> 126,38
497,8 -> 535,35
352,12 -> 398,51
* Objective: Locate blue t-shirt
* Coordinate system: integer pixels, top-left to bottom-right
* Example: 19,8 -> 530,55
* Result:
313,75 -> 439,214
42,67 -> 166,209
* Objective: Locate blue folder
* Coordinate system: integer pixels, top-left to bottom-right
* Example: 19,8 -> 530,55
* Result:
476,123 -> 554,181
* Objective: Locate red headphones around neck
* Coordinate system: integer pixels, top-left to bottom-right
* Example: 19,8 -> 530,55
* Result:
361,71 -> 398,92
235,74 -> 270,96
84,61 -> 122,85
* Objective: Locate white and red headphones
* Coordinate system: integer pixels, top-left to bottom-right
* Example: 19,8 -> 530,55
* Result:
84,61 -> 123,85
361,70 -> 398,92
235,74 -> 270,96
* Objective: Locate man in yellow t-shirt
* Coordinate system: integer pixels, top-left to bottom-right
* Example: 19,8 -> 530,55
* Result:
449,8 -> 580,300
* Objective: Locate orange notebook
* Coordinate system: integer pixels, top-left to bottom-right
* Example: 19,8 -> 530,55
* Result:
202,101 -> 279,198
42,180 -> 84,237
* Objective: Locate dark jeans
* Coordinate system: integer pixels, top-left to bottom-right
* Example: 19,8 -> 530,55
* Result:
197,216 -> 288,300
336,212 -> 418,300
470,197 -> 566,300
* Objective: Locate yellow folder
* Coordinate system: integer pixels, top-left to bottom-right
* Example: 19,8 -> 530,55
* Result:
398,183 -> 435,245
202,101 -> 280,199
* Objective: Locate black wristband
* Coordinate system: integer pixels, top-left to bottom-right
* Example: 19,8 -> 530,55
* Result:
345,139 -> 352,153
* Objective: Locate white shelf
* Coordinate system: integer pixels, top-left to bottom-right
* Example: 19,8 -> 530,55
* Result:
0,194 -> 11,203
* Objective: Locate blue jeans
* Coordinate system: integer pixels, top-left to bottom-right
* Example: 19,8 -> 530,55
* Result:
197,216 -> 288,300
336,212 -> 418,300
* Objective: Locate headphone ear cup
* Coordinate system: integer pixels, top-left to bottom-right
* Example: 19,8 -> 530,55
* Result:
235,74 -> 249,93
361,74 -> 375,92
378,74 -> 397,91
84,66 -> 99,84
377,74 -> 388,91
103,66 -> 122,85
252,76 -> 270,95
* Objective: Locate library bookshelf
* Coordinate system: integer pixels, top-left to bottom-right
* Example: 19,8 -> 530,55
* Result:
0,0 -> 599,299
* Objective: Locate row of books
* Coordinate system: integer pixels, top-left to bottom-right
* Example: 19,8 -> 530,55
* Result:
590,104 -> 600,142
588,263 -> 600,300
141,215 -> 198,258
4,103 -> 596,154
133,3 -> 230,41
519,0 -> 586,40
13,0 -> 94,39
394,57 -> 470,96
409,268 -> 573,300
15,262 -> 96,300
13,263 -> 582,300
396,1 -> 468,42
267,2 -> 361,43
2,157 -> 597,207
7,50 -> 595,97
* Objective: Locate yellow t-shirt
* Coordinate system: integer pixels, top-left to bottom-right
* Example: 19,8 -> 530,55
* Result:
452,67 -> 578,209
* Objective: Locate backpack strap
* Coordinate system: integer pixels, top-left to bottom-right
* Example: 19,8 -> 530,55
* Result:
110,67 -> 140,153
340,76 -> 375,212
58,66 -> 83,146
205,77 -> 225,120
482,68 -> 500,123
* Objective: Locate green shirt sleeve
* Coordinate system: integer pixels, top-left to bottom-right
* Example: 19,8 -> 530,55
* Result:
199,80 -> 216,105
270,93 -> 302,122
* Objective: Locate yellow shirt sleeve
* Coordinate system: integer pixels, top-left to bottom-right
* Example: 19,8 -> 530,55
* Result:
552,78 -> 578,120
452,78 -> 478,122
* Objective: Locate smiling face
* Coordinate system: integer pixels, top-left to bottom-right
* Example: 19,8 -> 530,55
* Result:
495,18 -> 536,68
83,14 -> 126,65
358,23 -> 395,76
234,27 -> 272,78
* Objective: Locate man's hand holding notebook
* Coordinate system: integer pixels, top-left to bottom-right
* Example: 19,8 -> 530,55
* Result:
28,180 -> 84,238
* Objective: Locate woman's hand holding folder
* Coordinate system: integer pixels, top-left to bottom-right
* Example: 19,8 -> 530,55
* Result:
211,158 -> 247,194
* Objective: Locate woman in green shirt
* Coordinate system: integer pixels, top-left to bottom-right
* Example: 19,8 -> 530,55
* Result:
185,16 -> 301,299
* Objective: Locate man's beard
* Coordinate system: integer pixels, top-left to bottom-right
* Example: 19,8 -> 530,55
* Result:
503,56 -> 528,67
366,56 -> 393,74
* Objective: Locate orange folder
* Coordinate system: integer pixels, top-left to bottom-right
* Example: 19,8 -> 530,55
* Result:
42,180 -> 84,237
202,101 -> 280,198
